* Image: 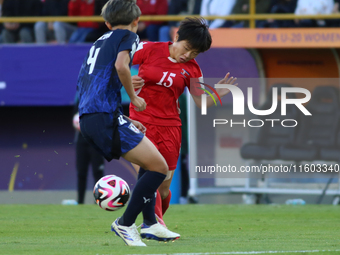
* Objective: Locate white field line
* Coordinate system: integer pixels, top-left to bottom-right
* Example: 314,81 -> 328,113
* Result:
124,249 -> 340,255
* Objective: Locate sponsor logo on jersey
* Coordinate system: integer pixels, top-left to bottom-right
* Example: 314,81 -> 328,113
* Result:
128,123 -> 140,133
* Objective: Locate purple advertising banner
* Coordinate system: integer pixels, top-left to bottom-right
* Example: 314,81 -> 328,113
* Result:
0,45 -> 90,106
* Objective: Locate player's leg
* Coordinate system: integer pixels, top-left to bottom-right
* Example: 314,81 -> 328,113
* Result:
180,154 -> 190,204
134,166 -> 165,226
154,190 -> 164,225
137,167 -> 157,226
114,136 -> 169,245
119,136 -> 168,226
111,136 -> 171,245
139,126 -> 181,240
130,123 -> 166,226
135,167 -> 178,240
89,144 -> 105,185
155,126 -> 182,219
138,167 -> 179,241
158,170 -> 174,214
154,171 -> 172,226
76,133 -> 91,204
80,113 -> 166,246
123,136 -> 180,241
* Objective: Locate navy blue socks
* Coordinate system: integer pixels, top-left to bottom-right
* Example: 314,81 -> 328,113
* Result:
118,169 -> 165,227
138,168 -> 158,226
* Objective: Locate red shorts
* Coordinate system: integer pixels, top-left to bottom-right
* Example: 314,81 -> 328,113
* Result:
142,122 -> 181,170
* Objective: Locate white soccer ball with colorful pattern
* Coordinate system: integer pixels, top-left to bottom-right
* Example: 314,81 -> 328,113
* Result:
93,175 -> 130,211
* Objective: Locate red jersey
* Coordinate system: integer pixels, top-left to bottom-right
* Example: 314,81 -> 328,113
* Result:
129,42 -> 203,126
68,0 -> 98,28
136,0 -> 168,26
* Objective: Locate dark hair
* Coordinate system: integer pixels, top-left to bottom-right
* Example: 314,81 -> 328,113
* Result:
101,0 -> 141,27
177,17 -> 212,53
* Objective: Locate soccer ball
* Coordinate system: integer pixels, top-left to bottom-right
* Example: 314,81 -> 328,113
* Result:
93,175 -> 130,211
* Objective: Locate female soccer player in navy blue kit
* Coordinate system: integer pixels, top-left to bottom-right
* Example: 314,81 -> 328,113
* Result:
77,0 -> 178,246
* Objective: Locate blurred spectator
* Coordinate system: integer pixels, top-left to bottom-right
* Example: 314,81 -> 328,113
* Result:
326,0 -> 340,26
34,0 -> 77,44
294,0 -> 334,27
334,0 -> 340,11
327,0 -> 340,26
84,0 -> 109,43
257,0 -> 298,28
200,0 -> 236,29
68,0 -> 99,43
227,0 -> 271,28
1,0 -> 42,43
159,0 -> 202,42
136,0 -> 168,41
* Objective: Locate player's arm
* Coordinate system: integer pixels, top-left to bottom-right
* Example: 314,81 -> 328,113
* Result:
115,50 -> 146,112
191,73 -> 238,108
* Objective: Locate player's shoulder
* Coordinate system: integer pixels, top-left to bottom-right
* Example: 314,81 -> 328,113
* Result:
99,29 -> 136,43
184,58 -> 202,76
187,58 -> 200,67
137,41 -> 167,52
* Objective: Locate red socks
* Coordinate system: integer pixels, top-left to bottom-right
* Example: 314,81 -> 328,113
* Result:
155,190 -> 163,219
162,190 -> 171,215
155,189 -> 172,219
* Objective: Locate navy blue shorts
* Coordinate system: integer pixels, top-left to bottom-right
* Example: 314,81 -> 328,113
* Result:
80,111 -> 144,162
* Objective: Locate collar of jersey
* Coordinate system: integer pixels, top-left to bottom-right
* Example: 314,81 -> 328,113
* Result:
168,56 -> 177,63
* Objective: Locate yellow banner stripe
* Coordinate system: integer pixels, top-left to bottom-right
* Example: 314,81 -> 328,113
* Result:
8,162 -> 19,192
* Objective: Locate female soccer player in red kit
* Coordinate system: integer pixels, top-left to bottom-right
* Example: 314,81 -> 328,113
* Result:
130,17 -> 237,238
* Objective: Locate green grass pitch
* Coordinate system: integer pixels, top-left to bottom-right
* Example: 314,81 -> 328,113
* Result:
1,204 -> 339,255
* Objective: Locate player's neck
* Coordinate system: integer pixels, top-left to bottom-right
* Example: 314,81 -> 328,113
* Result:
168,44 -> 175,59
112,24 -> 133,32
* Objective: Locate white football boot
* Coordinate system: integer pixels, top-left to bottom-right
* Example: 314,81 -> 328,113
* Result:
111,218 -> 146,246
140,222 -> 180,241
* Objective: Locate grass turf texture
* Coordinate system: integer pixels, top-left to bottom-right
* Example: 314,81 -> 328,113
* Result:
0,204 -> 339,255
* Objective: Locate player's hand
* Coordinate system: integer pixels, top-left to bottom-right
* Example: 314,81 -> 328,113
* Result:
131,120 -> 147,134
131,95 -> 146,112
216,72 -> 238,98
132,75 -> 145,89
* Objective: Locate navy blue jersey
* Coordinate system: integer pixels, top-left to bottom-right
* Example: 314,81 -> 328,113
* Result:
77,29 -> 139,117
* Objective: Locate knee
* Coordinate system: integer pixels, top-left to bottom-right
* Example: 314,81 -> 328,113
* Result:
144,157 -> 168,176
157,162 -> 169,176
